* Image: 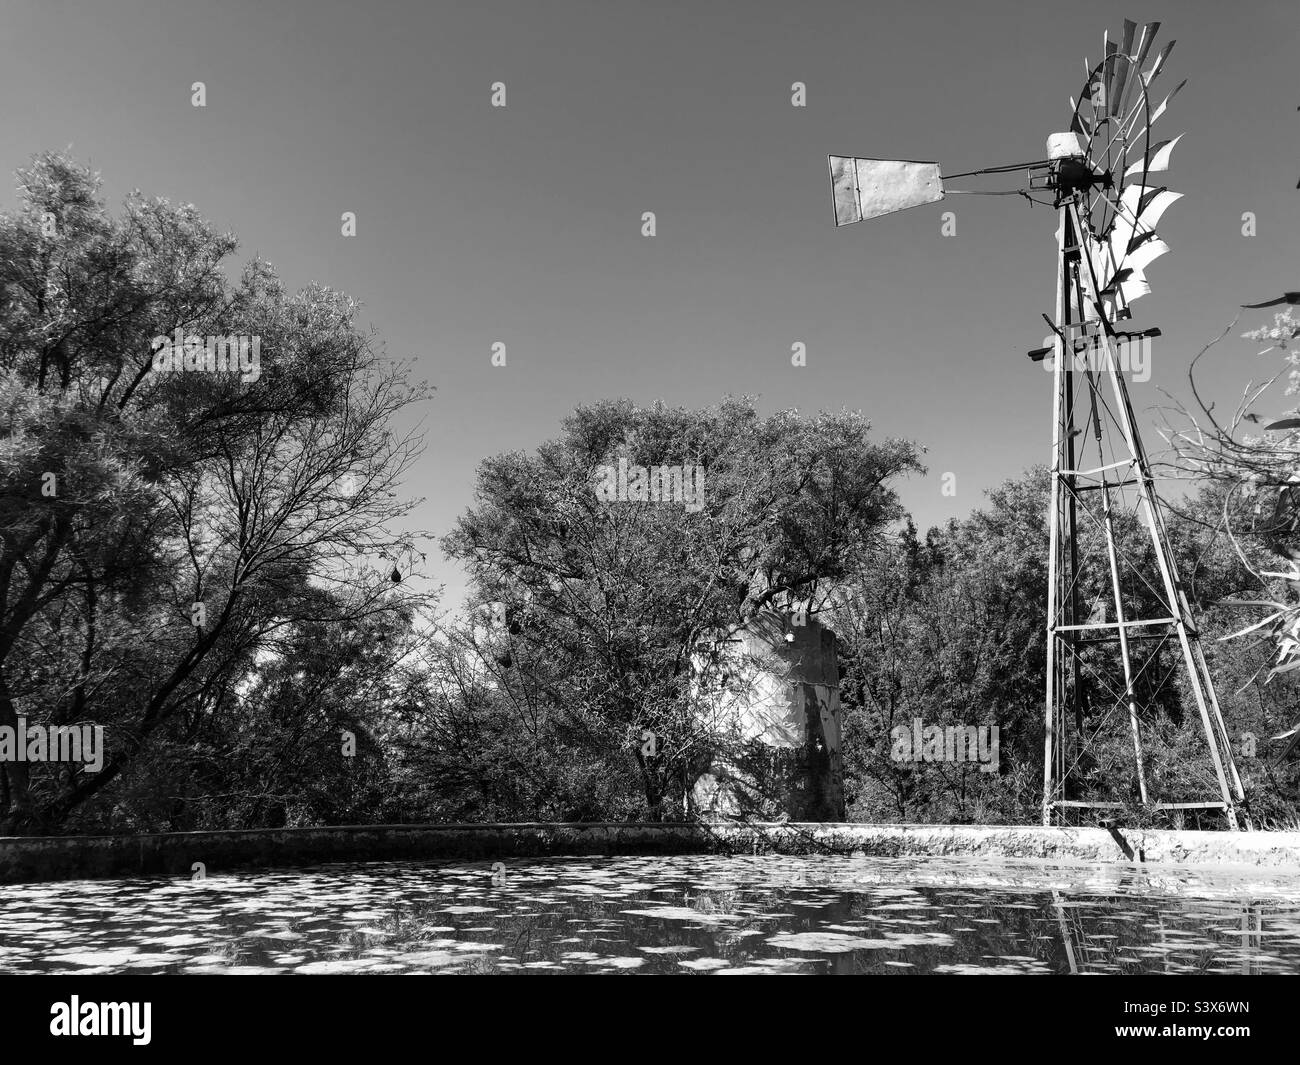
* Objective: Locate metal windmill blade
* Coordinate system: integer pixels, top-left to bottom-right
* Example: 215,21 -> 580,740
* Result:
1125,134 -> 1183,178
1148,79 -> 1186,127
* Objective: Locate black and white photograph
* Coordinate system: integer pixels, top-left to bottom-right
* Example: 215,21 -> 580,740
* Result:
0,0 -> 1297,1041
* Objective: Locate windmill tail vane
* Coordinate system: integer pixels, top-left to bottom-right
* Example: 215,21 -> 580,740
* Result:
827,154 -> 1056,225
829,19 -> 1254,831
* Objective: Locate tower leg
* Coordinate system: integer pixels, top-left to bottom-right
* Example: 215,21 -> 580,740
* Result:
1042,207 -> 1070,826
1098,478 -> 1149,806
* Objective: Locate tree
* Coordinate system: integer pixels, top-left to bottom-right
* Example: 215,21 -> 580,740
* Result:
1161,306 -> 1300,769
834,474 -> 1048,823
834,469 -> 1300,825
441,397 -> 922,819
0,152 -> 433,832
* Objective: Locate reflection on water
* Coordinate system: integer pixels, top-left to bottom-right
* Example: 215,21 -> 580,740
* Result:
2,854 -> 1299,974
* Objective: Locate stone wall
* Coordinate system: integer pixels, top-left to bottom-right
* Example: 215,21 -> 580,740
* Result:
4,822 -> 1300,884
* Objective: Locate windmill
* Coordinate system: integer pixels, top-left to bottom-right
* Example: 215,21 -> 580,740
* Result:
829,20 -> 1250,830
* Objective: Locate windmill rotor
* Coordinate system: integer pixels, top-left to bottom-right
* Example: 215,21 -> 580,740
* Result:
1061,22 -> 1186,323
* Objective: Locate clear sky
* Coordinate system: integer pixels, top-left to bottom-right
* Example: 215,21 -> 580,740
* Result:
3,0 -> 1296,610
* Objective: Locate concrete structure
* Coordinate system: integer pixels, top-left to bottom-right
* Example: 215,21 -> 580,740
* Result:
690,611 -> 845,821
4,822 -> 1300,884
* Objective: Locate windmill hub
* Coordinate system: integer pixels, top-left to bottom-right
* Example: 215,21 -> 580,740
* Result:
1051,157 -> 1112,196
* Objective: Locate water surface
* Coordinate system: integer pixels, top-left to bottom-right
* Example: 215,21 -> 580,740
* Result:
3,855 -> 1299,974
